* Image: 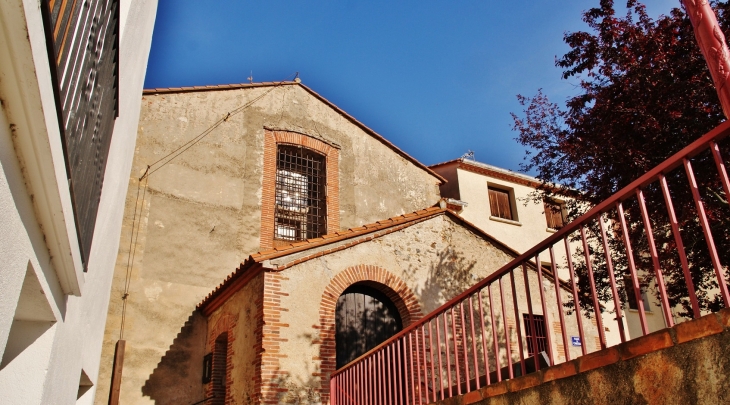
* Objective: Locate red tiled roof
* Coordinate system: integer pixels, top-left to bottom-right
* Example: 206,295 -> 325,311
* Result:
197,207 -> 448,313
196,205 -> 572,316
142,81 -> 446,184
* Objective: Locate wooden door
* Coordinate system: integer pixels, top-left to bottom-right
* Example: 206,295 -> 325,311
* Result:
335,285 -> 402,369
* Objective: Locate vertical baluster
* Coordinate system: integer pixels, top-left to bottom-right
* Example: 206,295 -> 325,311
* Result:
362,360 -> 366,405
534,252 -> 555,364
549,246 -> 570,362
659,174 -> 701,318
414,330 -> 422,405
379,350 -> 384,405
468,295 -> 481,389
498,277 -> 514,378
368,358 -> 373,405
522,264 -> 540,371
428,321 -> 437,402
435,314 -> 445,399
451,307 -> 461,395
684,158 -> 730,307
383,345 -> 394,404
409,333 -> 416,405
597,217 -> 627,343
396,339 -> 403,405
459,301 -> 471,392
403,338 -> 409,405
477,289 -> 492,385
710,141 -> 730,208
443,311 -> 453,397
421,326 -> 429,401
510,269 -> 527,375
355,362 -> 360,405
636,188 -> 675,327
564,236 -> 587,356
487,284 -> 501,381
617,201 -> 650,335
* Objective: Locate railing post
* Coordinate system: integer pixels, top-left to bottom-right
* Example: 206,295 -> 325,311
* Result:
682,0 -> 730,118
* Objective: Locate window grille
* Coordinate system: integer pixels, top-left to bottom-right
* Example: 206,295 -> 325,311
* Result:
523,314 -> 548,356
488,187 -> 513,220
275,145 -> 326,241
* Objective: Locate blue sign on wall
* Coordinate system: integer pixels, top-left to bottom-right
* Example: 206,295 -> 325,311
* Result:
571,336 -> 582,346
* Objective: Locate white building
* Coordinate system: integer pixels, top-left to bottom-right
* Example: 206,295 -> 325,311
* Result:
430,158 -> 669,347
0,1 -> 157,403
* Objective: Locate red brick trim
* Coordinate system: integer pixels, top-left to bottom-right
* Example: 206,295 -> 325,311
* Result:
317,265 -> 423,404
260,129 -> 340,251
206,314 -> 238,405
258,271 -> 291,404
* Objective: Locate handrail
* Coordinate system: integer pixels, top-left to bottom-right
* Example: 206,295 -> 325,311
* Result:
330,121 -> 730,405
332,120 -> 730,378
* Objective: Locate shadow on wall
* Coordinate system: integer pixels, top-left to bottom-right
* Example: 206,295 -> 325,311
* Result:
142,311 -> 207,405
267,365 -> 323,405
410,247 -> 478,313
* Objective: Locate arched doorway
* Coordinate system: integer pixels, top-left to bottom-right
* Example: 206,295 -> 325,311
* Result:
335,284 -> 403,369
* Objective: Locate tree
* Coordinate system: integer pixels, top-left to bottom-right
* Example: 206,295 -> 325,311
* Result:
511,0 -> 730,318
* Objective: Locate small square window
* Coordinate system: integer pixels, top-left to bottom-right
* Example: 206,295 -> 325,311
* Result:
488,187 -> 514,220
544,200 -> 565,229
623,276 -> 651,311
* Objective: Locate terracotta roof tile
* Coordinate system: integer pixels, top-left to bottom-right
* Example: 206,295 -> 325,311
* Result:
196,207 -> 451,312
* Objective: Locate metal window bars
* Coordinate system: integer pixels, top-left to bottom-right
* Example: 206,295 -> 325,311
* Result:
275,145 -> 327,241
330,121 -> 730,404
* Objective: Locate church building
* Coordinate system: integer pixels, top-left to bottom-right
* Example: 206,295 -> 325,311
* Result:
96,81 -> 597,405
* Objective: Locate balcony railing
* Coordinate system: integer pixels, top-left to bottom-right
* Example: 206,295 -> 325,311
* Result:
330,121 -> 730,404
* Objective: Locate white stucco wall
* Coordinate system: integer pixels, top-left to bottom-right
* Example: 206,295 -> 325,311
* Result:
0,0 -> 158,403
435,164 -> 629,348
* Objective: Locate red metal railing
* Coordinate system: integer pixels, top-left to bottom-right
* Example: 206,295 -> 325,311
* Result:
330,121 -> 730,404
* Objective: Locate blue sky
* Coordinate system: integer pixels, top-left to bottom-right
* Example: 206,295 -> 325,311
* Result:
145,1 -> 676,172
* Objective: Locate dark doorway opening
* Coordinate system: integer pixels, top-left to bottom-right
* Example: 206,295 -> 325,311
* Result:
335,284 -> 403,369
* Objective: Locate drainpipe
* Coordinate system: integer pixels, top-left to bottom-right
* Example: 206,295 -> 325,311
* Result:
682,0 -> 730,117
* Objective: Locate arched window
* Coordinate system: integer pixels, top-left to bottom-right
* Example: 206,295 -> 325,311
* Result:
275,144 -> 327,242
335,284 -> 403,369
211,333 -> 228,405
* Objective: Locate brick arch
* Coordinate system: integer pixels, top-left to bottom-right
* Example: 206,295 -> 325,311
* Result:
260,129 -> 340,250
318,265 -> 422,404
206,314 -> 237,404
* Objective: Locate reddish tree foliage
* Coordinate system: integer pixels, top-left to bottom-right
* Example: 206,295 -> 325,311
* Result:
512,0 -> 730,317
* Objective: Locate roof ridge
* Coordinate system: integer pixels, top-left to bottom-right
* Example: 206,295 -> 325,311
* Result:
142,81 -> 299,94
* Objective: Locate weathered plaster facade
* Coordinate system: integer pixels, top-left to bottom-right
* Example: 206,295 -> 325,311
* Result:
97,82 -> 443,404
191,210 -> 602,404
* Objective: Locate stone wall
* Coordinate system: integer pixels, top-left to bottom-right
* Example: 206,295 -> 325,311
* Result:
97,83 -> 442,404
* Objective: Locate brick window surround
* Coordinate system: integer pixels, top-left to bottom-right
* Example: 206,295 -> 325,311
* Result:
317,265 -> 423,404
261,129 -> 340,251
206,314 -> 237,405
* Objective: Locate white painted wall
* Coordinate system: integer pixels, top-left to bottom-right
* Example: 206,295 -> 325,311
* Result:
436,162 -> 628,348
0,0 -> 158,403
